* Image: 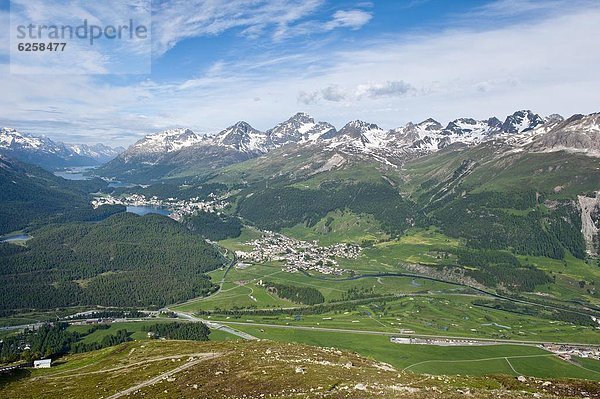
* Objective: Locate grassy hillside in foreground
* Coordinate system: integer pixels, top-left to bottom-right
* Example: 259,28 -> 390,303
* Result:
2,340 -> 599,399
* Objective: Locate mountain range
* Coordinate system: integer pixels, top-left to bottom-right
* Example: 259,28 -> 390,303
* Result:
97,110 -> 599,182
0,127 -> 125,170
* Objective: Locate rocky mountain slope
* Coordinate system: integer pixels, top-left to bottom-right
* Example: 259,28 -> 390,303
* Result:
529,113 -> 600,156
98,109 -> 600,182
67,142 -> 125,164
0,127 -> 123,170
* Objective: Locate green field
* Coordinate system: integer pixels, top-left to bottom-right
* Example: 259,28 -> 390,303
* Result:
225,323 -> 600,380
171,224 -> 600,345
205,292 -> 600,344
171,260 -> 455,313
67,320 -> 170,342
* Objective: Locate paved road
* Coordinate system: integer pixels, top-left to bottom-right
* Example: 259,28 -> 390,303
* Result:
217,320 -> 600,347
171,253 -> 238,308
172,311 -> 257,340
0,322 -> 44,332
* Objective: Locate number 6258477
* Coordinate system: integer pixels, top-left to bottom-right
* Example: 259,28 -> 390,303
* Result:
17,42 -> 66,51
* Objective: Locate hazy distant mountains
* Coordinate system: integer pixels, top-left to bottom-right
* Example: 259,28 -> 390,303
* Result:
97,110 -> 600,181
5,109 -> 598,179
0,127 -> 124,170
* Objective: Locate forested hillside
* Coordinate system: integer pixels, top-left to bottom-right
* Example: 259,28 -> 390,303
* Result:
0,213 -> 226,310
238,183 -> 419,236
0,155 -> 123,234
404,145 -> 595,262
185,211 -> 242,241
428,191 -> 586,260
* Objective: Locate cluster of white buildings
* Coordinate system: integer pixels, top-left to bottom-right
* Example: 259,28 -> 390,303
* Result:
542,344 -> 600,361
236,231 -> 361,275
391,337 -> 495,347
91,193 -> 228,220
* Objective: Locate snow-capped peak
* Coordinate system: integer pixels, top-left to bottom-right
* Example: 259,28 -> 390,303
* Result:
1,127 -> 46,150
133,128 -> 203,154
416,118 -> 443,132
268,113 -> 315,144
1,127 -> 123,167
527,112 -> 600,156
329,120 -> 388,148
212,121 -> 269,153
544,114 -> 564,124
501,110 -> 544,133
442,117 -> 502,137
66,143 -> 124,163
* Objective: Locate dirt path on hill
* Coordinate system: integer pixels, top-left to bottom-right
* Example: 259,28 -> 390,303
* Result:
35,352 -> 220,381
105,352 -> 221,399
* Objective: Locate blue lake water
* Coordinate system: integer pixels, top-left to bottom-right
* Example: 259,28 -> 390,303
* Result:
54,166 -> 96,181
54,168 -> 141,189
1,234 -> 31,243
126,206 -> 171,216
108,181 -> 138,188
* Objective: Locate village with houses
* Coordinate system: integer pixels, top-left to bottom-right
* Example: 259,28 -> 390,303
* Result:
541,343 -> 600,362
91,193 -> 229,220
235,231 -> 362,276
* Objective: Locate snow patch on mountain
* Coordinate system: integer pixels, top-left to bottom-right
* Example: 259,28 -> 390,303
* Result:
501,110 -> 544,133
0,127 -> 123,168
107,109 -> 599,176
1,128 -> 52,151
67,143 -> 124,163
529,113 -> 600,157
211,122 -> 270,153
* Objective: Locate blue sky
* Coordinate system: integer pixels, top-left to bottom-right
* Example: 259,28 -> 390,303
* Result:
1,0 -> 599,145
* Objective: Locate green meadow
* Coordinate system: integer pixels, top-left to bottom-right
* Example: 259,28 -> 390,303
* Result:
225,323 -> 600,380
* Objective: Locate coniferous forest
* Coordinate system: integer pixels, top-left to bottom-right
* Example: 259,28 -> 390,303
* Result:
263,282 -> 325,305
143,322 -> 211,341
0,213 -> 226,310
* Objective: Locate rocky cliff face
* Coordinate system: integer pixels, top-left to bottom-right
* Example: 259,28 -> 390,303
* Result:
578,192 -> 600,257
531,113 -> 600,156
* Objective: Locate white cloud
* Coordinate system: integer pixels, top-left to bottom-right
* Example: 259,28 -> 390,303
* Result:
356,81 -> 414,99
325,10 -> 372,30
297,80 -> 414,104
321,85 -> 347,102
1,1 -> 599,145
466,0 -> 598,19
152,0 -> 346,55
272,8 -> 372,40
297,90 -> 319,105
8,0 -> 151,74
